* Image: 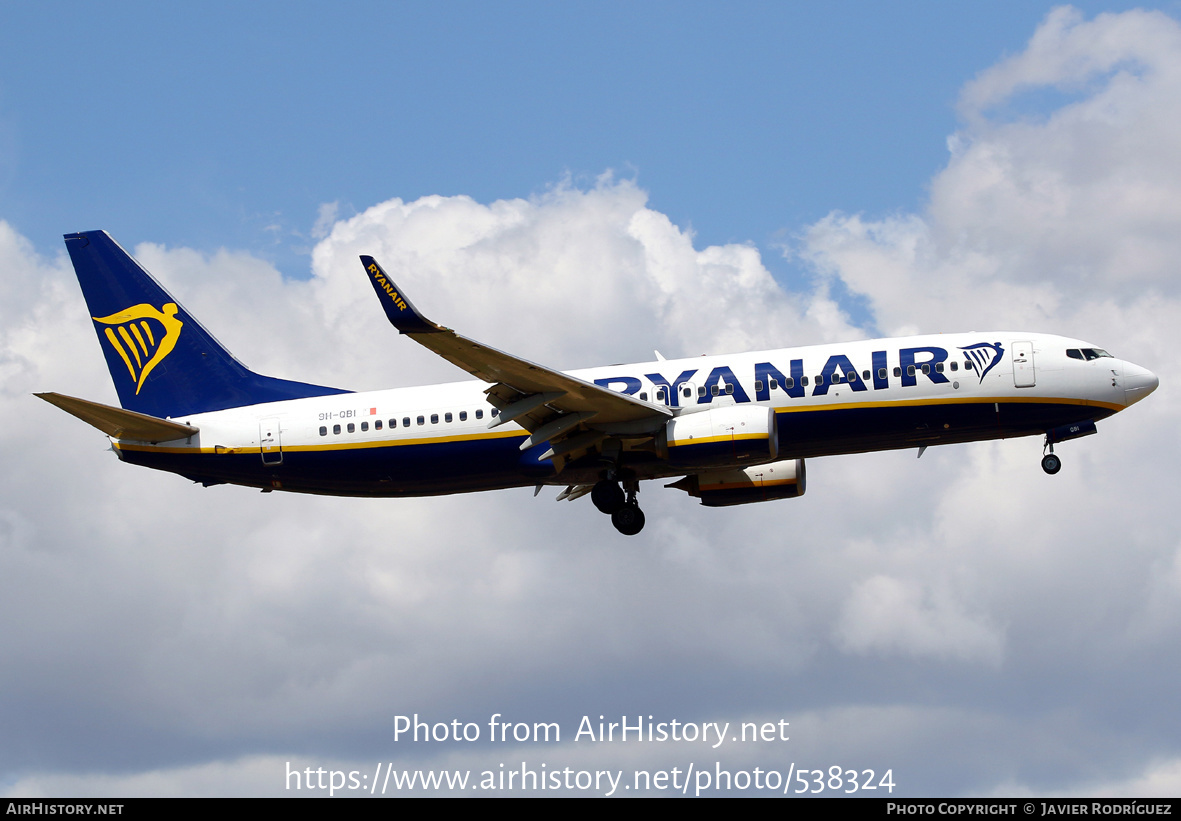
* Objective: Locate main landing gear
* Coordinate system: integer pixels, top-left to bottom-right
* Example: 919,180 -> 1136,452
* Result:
592,474 -> 645,536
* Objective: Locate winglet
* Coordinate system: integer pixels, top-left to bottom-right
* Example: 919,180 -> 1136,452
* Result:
359,256 -> 444,335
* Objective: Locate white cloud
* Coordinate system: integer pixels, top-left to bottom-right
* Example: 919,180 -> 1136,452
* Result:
3,5 -> 1181,797
311,201 -> 339,240
835,575 -> 1005,665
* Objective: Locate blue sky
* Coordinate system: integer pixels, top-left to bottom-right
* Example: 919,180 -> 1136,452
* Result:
1,2 -> 1138,279
3,2 -> 1181,798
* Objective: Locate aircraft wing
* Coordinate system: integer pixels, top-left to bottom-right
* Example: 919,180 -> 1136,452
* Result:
360,256 -> 671,464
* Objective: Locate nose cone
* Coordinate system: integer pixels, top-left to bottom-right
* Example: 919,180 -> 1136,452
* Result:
1123,361 -> 1159,406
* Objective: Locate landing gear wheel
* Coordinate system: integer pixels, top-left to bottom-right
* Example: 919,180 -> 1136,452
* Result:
591,479 -> 625,514
611,503 -> 646,536
1041,453 -> 1062,475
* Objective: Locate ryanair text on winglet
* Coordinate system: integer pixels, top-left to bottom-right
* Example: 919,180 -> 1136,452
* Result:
369,263 -> 408,312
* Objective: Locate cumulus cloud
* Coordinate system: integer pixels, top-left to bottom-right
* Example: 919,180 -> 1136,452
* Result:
835,575 -> 1004,665
311,201 -> 339,240
3,5 -> 1181,797
302,173 -> 855,391
803,5 -> 1181,341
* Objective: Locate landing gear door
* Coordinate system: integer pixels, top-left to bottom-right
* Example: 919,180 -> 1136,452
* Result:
1013,341 -> 1036,388
260,417 -> 283,465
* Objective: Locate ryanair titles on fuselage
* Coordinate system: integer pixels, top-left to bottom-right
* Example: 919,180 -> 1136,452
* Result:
590,341 -> 1005,407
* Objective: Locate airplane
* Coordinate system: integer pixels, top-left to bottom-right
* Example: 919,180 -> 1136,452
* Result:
37,230 -> 1159,536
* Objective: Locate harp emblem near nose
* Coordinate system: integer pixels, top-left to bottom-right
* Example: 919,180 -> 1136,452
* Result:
959,342 -> 1004,384
91,303 -> 184,394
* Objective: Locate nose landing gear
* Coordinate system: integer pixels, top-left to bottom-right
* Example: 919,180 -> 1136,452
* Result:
1041,452 -> 1062,474
1042,436 -> 1062,475
1040,420 -> 1097,474
592,474 -> 645,535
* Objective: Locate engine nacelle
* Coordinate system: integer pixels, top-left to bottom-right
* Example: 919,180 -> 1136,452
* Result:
667,459 -> 806,507
660,406 -> 778,470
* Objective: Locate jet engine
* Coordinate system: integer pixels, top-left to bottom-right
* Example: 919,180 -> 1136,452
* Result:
667,458 -> 806,507
659,406 -> 778,470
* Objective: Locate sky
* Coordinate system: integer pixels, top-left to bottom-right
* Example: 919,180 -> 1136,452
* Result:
1,1 -> 1180,797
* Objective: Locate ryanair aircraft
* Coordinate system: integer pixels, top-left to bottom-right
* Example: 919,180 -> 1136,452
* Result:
39,231 -> 1159,535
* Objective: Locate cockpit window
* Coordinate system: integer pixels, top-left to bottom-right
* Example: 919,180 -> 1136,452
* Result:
1068,348 -> 1112,360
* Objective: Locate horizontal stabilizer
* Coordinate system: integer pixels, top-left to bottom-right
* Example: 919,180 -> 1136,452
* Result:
36,392 -> 199,442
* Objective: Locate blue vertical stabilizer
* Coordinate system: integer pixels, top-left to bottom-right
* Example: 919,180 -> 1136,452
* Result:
64,231 -> 349,418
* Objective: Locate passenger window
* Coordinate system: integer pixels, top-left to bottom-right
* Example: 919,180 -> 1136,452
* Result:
711,385 -> 720,396
375,420 -> 383,430
754,381 -> 763,392
333,424 -> 341,435
459,411 -> 467,421
361,421 -> 369,432
949,362 -> 958,372
430,414 -> 439,424
815,374 -> 824,386
475,409 -> 483,420
907,365 -> 916,377
935,363 -> 944,373
492,408 -> 499,417
639,392 -> 648,401
862,370 -> 871,380
319,426 -> 327,436
403,417 -> 410,427
878,368 -> 888,380
417,416 -> 424,426
893,367 -> 902,377
769,378 -> 778,389
698,386 -> 706,397
445,412 -> 452,423
832,373 -> 843,384
964,361 -> 974,370
801,376 -> 809,387
656,389 -> 666,401
921,364 -> 930,375
683,387 -> 692,398
725,383 -> 734,394
347,423 -> 355,433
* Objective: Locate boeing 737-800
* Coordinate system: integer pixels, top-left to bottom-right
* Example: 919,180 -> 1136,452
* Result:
38,231 -> 1158,535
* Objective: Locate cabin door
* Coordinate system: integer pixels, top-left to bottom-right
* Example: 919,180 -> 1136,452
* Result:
1012,341 -> 1036,388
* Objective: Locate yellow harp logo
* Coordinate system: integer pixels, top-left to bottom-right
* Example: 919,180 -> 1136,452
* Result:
92,303 -> 184,394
